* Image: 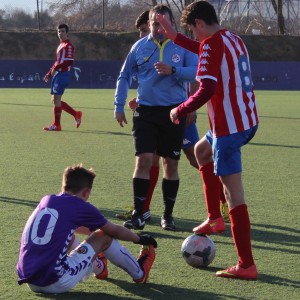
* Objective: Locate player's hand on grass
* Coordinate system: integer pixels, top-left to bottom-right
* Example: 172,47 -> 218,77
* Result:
170,107 -> 180,124
114,112 -> 128,127
128,98 -> 138,111
134,234 -> 157,248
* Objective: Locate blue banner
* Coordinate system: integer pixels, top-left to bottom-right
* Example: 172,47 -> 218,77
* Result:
0,60 -> 299,90
0,60 -> 124,89
251,61 -> 300,91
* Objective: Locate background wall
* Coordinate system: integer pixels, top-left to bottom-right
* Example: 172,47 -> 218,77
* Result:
1,31 -> 300,61
1,32 -> 300,90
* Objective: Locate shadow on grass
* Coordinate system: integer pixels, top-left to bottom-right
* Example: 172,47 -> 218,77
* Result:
198,268 -> 300,289
0,102 -> 114,111
3,198 -> 298,253
35,279 -> 231,300
110,209 -> 204,236
258,273 -> 300,288
0,196 -> 38,208
251,223 -> 300,248
2,102 -> 299,121
109,208 -> 300,253
249,142 -> 300,149
63,129 -> 132,136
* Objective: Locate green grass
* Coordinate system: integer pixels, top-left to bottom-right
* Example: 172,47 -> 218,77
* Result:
0,89 -> 299,300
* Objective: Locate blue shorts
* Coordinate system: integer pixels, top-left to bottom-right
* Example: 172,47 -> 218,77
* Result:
206,125 -> 258,176
182,122 -> 199,149
51,72 -> 71,95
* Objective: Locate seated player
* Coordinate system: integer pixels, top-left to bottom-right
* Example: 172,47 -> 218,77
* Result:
16,164 -> 157,294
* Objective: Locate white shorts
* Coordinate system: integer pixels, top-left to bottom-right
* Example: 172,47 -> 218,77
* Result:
28,242 -> 95,294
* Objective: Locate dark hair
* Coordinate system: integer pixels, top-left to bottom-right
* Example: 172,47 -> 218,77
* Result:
149,4 -> 175,23
57,23 -> 69,33
135,10 -> 149,29
181,1 -> 219,27
62,164 -> 96,194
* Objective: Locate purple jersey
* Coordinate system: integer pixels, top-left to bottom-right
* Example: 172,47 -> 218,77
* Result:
16,193 -> 108,286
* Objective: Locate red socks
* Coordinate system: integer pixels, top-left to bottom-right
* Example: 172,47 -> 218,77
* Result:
199,162 -> 222,219
200,162 -> 254,268
143,166 -> 159,213
54,106 -> 62,126
61,101 -> 76,117
230,204 -> 255,268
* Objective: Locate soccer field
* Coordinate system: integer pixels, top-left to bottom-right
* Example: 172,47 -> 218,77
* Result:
0,89 -> 299,299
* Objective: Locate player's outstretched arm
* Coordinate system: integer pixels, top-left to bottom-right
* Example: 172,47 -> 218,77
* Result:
157,13 -> 177,40
101,221 -> 157,247
157,13 -> 199,54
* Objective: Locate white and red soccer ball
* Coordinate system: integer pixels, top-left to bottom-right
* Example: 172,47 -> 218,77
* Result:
181,234 -> 216,268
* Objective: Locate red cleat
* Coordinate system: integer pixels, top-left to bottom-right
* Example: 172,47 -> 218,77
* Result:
134,245 -> 155,284
75,111 -> 82,128
43,124 -> 62,131
216,264 -> 258,280
193,217 -> 225,235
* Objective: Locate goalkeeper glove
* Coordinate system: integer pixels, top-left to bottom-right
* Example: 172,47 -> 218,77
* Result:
134,234 -> 157,248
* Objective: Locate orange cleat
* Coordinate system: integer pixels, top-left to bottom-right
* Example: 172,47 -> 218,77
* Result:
43,124 -> 62,131
75,111 -> 82,128
216,264 -> 258,280
193,217 -> 225,235
134,245 -> 155,284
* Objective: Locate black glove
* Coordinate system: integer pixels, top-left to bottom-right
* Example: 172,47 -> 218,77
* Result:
134,234 -> 157,248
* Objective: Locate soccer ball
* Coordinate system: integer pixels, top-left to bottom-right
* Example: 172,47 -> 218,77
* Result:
181,234 -> 216,268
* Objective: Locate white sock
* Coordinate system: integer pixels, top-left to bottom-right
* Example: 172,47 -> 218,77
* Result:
68,236 -> 80,254
68,237 -> 102,278
104,239 -> 143,280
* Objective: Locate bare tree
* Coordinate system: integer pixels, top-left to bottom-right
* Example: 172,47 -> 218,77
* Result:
43,0 -> 296,35
36,0 -> 41,30
270,0 -> 285,34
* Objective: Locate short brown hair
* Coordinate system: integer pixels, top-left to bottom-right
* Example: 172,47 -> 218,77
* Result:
149,4 -> 175,24
62,164 -> 96,194
57,23 -> 69,33
181,1 -> 219,27
135,10 -> 149,29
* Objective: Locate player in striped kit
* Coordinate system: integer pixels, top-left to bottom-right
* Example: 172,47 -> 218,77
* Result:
43,24 -> 82,131
157,1 -> 259,280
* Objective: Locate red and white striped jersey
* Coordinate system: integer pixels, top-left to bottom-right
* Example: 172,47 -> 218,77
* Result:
197,29 -> 259,137
50,39 -> 74,74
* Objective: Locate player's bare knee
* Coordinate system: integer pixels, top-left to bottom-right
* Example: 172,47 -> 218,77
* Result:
135,155 -> 153,173
87,230 -> 112,253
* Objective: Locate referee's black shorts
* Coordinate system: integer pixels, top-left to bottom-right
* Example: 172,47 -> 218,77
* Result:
132,105 -> 186,160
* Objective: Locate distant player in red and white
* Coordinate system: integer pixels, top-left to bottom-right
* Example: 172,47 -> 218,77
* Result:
157,1 -> 259,280
43,23 -> 82,131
